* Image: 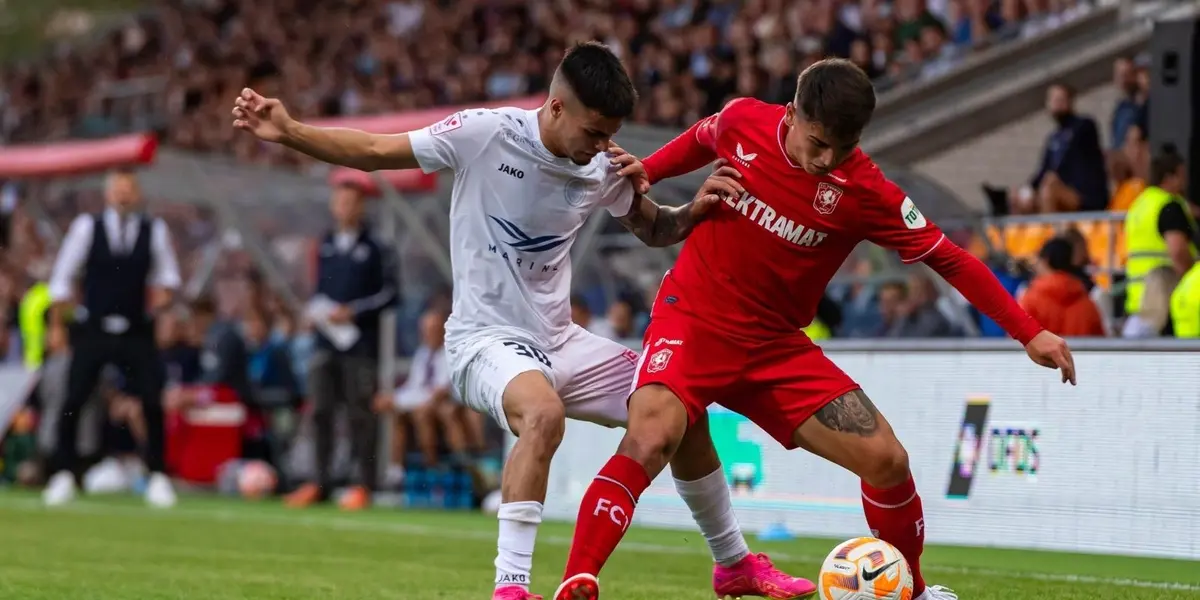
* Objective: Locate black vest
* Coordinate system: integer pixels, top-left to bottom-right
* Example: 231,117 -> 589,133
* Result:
81,213 -> 152,333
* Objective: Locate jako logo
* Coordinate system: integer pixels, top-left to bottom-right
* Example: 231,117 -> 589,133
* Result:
498,163 -> 524,179
489,216 -> 569,253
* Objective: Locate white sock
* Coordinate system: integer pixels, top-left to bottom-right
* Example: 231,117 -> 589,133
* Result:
675,468 -> 750,567
495,501 -> 543,589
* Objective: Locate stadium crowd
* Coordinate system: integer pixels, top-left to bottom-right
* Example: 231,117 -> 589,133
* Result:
2,0 -> 1097,165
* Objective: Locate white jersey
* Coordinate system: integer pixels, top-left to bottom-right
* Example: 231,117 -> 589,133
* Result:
409,107 -> 634,350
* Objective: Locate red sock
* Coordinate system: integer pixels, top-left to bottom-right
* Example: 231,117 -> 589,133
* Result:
563,455 -> 652,579
861,475 -> 927,596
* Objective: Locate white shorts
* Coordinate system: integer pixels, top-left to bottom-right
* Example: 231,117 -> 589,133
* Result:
447,324 -> 640,432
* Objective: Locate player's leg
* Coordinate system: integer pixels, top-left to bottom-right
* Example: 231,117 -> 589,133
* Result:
543,329 -> 693,592
737,343 -> 944,600
556,382 -> 691,600
669,416 -> 817,600
553,325 -> 814,600
790,392 -> 950,599
449,336 -> 563,600
668,416 -> 750,567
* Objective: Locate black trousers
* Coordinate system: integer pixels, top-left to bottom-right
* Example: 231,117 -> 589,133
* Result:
51,330 -> 165,474
307,351 -> 379,492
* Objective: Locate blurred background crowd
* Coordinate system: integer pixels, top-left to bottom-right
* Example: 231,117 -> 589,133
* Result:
1,0 -> 1197,506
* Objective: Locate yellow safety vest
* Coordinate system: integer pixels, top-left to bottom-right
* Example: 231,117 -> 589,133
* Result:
1124,186 -> 1197,314
18,282 -> 52,369
803,319 -> 832,342
1170,263 -> 1200,338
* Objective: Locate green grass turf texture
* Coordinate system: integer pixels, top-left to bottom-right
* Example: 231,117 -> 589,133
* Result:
0,491 -> 1196,600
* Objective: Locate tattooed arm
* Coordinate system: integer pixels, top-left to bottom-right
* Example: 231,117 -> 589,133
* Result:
612,160 -> 747,248
616,194 -> 698,248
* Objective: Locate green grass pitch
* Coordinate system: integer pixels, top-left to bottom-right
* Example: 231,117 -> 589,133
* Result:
0,491 -> 1197,599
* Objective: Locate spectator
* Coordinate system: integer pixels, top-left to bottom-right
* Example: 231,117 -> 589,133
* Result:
165,298 -> 255,422
1121,266 -> 1178,338
1018,238 -> 1105,337
157,308 -> 202,387
1014,83 -> 1109,213
379,307 -> 451,485
570,294 -> 614,339
831,257 -> 882,337
1108,123 -> 1148,212
1110,56 -> 1146,151
604,297 -> 640,344
1060,227 -> 1096,293
242,306 -> 300,465
1170,261 -> 1200,338
882,274 -> 959,337
1123,147 -> 1195,318
974,253 -> 1030,337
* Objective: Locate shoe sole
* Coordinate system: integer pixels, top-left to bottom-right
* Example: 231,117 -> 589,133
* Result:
555,576 -> 598,600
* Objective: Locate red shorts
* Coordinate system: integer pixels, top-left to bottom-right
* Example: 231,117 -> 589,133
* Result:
634,308 -> 860,449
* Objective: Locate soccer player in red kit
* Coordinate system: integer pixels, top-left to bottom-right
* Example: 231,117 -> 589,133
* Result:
553,59 -> 1076,600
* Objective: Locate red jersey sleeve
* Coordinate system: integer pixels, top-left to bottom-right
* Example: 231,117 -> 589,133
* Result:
859,169 -> 946,262
643,97 -> 756,184
859,163 -> 1044,345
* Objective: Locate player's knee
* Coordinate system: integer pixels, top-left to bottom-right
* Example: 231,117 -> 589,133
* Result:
521,403 -> 566,451
861,440 -> 910,489
619,386 -> 689,471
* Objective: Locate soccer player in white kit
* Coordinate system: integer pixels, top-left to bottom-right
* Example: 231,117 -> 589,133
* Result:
232,42 -> 815,600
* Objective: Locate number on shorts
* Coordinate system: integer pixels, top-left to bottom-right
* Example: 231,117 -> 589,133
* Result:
503,341 -> 552,367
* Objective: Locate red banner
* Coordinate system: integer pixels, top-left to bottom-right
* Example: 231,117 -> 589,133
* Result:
309,95 -> 545,133
328,167 -> 439,196
0,133 -> 159,178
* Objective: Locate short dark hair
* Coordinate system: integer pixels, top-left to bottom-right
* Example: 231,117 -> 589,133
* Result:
794,58 -> 877,143
190,297 -> 217,318
570,294 -> 589,310
1039,237 -> 1074,272
879,281 -> 907,298
556,42 -> 637,118
1049,82 -> 1076,100
1150,146 -> 1185,186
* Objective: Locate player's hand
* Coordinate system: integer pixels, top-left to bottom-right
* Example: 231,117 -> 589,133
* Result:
691,160 -> 744,217
1024,330 -> 1076,385
232,88 -> 293,143
608,145 -> 651,195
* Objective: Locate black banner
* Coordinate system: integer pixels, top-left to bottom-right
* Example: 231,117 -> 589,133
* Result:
946,398 -> 990,499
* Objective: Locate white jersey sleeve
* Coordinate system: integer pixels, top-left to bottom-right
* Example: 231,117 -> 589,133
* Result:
409,110 -> 502,173
599,169 -> 635,217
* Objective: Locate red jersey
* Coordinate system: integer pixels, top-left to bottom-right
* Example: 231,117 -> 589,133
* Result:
644,98 -> 1043,345
658,99 -> 940,339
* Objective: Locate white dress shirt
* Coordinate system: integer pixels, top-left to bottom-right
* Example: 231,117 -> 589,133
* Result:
48,209 -> 182,302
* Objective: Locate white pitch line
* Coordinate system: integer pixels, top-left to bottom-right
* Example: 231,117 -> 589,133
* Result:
2,497 -> 1198,593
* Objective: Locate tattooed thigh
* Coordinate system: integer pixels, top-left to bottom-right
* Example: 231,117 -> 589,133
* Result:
813,389 -> 880,436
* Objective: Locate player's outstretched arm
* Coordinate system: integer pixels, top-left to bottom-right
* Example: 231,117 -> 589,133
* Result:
232,88 -> 419,172
921,243 -> 1076,384
615,162 -> 744,247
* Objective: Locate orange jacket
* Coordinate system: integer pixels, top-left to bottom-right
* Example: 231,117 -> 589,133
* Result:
1019,272 -> 1105,337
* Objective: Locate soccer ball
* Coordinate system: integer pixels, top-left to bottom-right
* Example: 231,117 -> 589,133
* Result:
237,460 -> 277,500
818,537 -> 914,600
